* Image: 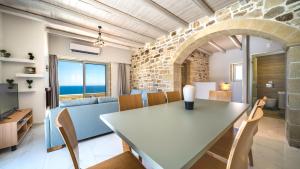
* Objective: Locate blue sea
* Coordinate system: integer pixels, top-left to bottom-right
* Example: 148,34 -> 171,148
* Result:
60,85 -> 106,95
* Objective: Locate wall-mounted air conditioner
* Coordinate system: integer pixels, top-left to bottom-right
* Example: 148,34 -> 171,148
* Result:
70,43 -> 100,55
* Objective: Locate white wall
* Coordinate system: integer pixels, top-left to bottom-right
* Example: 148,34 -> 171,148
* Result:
209,36 -> 283,103
1,13 -> 48,123
48,35 -> 132,63
0,12 -> 3,82
209,49 -> 243,102
249,36 -> 283,54
48,34 -> 132,97
0,12 -> 3,49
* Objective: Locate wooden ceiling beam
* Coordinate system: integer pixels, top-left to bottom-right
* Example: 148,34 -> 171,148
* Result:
192,0 -> 214,15
228,35 -> 242,49
81,0 -> 168,34
208,41 -> 226,53
0,4 -> 144,47
40,0 -> 156,40
197,47 -> 212,55
142,0 -> 188,27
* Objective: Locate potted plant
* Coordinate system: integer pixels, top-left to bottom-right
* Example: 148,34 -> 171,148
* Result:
6,79 -> 14,89
26,80 -> 33,89
0,50 -> 11,58
28,53 -> 34,60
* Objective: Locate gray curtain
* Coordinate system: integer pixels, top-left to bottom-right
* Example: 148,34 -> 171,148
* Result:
118,63 -> 129,95
49,55 -> 59,108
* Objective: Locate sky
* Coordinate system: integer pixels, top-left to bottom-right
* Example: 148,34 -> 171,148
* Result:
58,60 -> 106,86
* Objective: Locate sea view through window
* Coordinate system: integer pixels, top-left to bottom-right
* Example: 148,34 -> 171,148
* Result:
58,60 -> 106,95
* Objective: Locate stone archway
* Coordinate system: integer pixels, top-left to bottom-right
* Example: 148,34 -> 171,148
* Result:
173,18 -> 300,65
172,18 -> 300,147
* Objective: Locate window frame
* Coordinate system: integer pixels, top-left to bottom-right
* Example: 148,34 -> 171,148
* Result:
58,59 -> 108,97
230,63 -> 243,82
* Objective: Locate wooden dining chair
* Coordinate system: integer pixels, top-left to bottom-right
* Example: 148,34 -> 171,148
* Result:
191,108 -> 264,169
55,108 -> 145,169
166,91 -> 181,103
118,94 -> 143,152
208,99 -> 263,167
209,91 -> 232,102
119,94 -> 143,111
147,92 -> 166,106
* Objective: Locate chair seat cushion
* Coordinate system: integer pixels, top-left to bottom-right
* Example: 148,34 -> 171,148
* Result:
87,152 -> 145,169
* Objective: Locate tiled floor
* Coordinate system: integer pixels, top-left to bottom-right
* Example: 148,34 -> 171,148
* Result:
0,116 -> 299,169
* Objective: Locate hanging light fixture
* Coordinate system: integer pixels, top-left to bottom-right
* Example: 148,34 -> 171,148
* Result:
94,26 -> 105,48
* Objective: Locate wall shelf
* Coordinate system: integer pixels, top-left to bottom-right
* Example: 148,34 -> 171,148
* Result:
15,73 -> 44,78
18,89 -> 36,93
0,57 -> 35,64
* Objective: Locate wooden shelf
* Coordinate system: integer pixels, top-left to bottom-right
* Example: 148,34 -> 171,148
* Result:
18,89 -> 36,93
0,109 -> 33,150
7,89 -> 36,93
15,73 -> 44,78
0,57 -> 35,64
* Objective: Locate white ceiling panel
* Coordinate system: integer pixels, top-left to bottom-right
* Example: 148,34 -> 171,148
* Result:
152,0 -> 206,23
0,0 -> 239,48
205,0 -> 237,11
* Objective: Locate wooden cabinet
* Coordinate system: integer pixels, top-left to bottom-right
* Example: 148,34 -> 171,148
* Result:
209,91 -> 232,102
0,109 -> 33,151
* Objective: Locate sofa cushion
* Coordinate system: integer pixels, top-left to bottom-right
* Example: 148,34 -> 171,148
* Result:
98,96 -> 118,103
60,97 -> 98,108
46,102 -> 119,149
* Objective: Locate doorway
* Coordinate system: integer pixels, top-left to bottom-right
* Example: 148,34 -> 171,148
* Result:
252,51 -> 286,119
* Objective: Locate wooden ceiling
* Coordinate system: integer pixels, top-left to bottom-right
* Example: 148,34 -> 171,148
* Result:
0,0 -> 237,49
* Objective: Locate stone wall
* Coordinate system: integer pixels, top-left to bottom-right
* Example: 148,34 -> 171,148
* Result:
184,50 -> 209,85
287,46 -> 300,147
130,0 -> 300,92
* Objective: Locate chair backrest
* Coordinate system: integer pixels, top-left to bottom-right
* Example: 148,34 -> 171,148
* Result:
119,94 -> 143,111
227,108 -> 264,169
209,90 -> 232,102
55,108 -> 80,169
257,96 -> 267,108
166,91 -> 181,103
147,92 -> 166,106
248,100 -> 259,120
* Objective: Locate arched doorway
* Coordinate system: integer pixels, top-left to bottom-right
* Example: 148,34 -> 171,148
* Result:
172,18 -> 300,147
172,18 -> 300,98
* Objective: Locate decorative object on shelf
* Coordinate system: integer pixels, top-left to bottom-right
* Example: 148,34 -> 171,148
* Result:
0,49 -> 11,58
24,67 -> 36,74
26,80 -> 33,89
6,79 -> 14,89
183,85 -> 195,110
93,26 -> 105,50
28,53 -> 34,60
220,82 -> 231,91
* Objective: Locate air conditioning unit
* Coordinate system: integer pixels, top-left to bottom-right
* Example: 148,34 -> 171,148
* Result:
70,43 -> 100,55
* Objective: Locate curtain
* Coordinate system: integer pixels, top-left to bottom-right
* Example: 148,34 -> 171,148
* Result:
118,63 -> 129,95
49,55 -> 59,108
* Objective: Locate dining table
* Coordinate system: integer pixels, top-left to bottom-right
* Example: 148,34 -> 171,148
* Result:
100,99 -> 249,169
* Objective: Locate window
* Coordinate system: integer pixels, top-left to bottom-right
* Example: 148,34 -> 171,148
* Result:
58,60 -> 106,98
230,63 -> 243,81
58,60 -> 83,95
85,63 -> 106,94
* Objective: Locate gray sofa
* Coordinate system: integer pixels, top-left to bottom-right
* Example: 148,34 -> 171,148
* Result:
44,97 -> 119,151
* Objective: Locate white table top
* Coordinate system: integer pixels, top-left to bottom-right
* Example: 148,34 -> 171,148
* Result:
101,99 -> 249,169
